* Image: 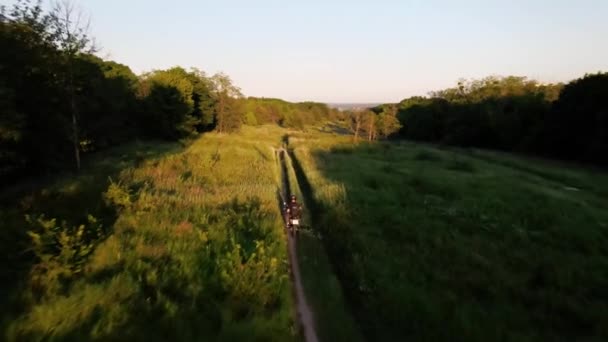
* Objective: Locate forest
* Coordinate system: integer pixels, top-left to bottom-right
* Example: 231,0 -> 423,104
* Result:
3,0 -> 606,187
0,1 -> 341,186
386,74 -> 608,165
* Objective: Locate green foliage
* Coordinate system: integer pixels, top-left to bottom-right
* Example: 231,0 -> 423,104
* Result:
243,97 -> 338,130
544,72 -> 608,164
3,127 -> 295,341
0,2 -> 227,182
375,109 -> 401,138
348,108 -> 401,141
0,2 -> 71,176
0,139 -> 180,339
210,73 -> 244,133
244,110 -> 258,126
25,214 -> 103,298
290,132 -> 608,341
392,74 -> 608,166
138,80 -> 194,139
103,180 -> 131,209
73,54 -> 140,149
137,67 -> 217,139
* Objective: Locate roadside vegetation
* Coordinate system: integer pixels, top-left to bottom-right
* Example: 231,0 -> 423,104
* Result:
281,143 -> 364,342
2,127 -> 300,341
378,74 -> 608,166
289,130 -> 608,341
0,1 -> 340,185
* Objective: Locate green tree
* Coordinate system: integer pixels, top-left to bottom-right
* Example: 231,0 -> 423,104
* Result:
546,72 -> 608,164
136,66 -> 219,139
1,0 -> 69,177
48,0 -> 97,170
74,55 -> 138,149
210,73 -> 243,133
187,68 -> 215,131
376,112 -> 401,139
349,110 -> 363,142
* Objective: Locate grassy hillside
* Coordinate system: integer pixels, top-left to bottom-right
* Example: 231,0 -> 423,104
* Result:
289,131 -> 608,341
282,148 -> 364,342
3,123 -> 606,341
2,127 -> 298,341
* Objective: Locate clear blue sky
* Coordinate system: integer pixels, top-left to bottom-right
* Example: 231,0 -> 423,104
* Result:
38,0 -> 608,102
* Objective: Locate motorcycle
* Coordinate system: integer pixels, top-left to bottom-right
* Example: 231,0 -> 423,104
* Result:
283,202 -> 300,236
288,217 -> 300,236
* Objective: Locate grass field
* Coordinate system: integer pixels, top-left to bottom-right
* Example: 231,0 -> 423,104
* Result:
2,124 -> 607,341
282,146 -> 364,342
1,127 -> 300,341
0,141 -> 182,330
288,130 -> 608,341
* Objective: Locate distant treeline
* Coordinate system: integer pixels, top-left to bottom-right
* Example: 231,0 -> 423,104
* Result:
243,97 -> 341,129
0,1 -> 336,182
380,74 -> 608,165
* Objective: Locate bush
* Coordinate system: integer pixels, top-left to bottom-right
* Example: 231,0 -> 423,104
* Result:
26,214 -> 103,298
103,180 -> 132,209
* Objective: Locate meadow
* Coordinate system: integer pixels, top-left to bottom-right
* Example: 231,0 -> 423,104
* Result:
281,141 -> 364,342
1,126 -> 300,341
289,129 -> 608,341
2,123 -> 607,342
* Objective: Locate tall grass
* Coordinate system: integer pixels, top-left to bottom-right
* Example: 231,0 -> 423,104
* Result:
290,133 -> 608,341
3,127 -> 298,341
283,149 -> 364,342
0,141 -> 180,333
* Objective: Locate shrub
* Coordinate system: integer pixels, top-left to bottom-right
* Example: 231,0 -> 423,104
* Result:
103,180 -> 132,209
26,215 -> 103,298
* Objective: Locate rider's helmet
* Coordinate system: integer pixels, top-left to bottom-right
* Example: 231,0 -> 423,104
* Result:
290,194 -> 297,202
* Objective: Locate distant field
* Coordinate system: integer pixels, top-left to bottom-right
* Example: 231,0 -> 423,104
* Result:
289,130 -> 608,341
326,103 -> 382,111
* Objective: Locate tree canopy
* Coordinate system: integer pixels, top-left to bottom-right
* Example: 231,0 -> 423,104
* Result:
385,74 -> 607,165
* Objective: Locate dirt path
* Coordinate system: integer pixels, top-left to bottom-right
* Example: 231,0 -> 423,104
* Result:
278,148 -> 319,342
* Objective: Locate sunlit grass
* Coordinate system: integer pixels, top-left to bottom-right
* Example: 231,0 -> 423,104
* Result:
283,148 -> 364,342
6,122 -> 604,341
3,127 -> 299,341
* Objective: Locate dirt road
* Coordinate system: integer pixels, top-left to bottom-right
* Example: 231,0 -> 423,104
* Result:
278,148 -> 318,342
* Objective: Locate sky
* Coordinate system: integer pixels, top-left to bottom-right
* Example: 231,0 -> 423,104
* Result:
14,0 -> 608,102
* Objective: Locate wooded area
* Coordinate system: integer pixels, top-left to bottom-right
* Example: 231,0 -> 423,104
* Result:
389,75 -> 608,165
5,0 -> 604,186
0,1 -> 338,185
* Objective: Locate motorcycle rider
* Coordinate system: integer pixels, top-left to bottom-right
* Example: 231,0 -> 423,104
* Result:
284,194 -> 302,227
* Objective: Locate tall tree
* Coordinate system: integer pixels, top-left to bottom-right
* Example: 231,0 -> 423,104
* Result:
187,68 -> 215,131
376,105 -> 401,138
48,0 -> 96,170
137,68 -> 194,140
349,110 -> 363,142
210,73 -> 243,133
366,111 -> 375,141
1,0 -> 69,177
354,110 -> 377,141
547,73 -> 608,163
